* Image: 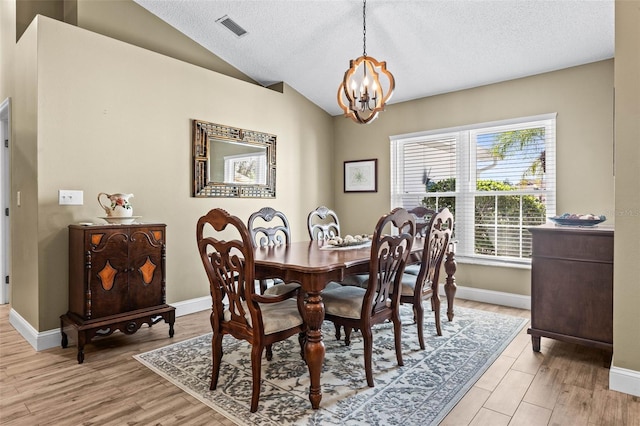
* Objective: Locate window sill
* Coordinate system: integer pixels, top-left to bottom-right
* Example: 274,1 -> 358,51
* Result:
454,255 -> 532,270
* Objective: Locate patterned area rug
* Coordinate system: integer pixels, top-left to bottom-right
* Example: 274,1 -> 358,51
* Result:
135,304 -> 528,425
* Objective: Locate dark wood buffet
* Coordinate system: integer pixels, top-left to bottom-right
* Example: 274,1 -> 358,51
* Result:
528,224 -> 614,352
61,223 -> 175,363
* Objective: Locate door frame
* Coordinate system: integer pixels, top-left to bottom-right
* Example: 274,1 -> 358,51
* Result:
0,97 -> 11,304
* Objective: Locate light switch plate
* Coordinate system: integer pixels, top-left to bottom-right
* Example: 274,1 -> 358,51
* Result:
59,190 -> 84,205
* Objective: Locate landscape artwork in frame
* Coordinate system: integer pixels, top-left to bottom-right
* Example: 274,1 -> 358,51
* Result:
344,159 -> 377,193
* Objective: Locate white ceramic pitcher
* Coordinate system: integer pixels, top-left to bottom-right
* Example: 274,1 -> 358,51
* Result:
98,192 -> 134,217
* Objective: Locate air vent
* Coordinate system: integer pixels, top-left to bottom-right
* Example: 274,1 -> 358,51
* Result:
216,15 -> 247,38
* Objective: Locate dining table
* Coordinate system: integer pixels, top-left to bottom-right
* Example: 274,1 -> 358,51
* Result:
253,237 -> 458,409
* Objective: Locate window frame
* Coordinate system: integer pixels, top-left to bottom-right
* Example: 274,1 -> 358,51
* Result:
390,113 -> 556,268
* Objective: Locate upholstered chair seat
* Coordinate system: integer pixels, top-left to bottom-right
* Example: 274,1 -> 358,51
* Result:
322,286 -> 367,319
399,273 -> 424,296
224,298 -> 304,334
403,264 -> 421,275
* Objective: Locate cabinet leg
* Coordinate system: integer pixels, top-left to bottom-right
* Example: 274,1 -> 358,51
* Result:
531,335 -> 541,352
60,316 -> 69,348
169,322 -> 175,338
77,332 -> 86,364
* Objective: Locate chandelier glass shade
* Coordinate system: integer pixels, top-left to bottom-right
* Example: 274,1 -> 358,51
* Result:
337,0 -> 395,124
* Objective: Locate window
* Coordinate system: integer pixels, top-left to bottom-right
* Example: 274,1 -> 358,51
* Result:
391,114 -> 556,266
223,152 -> 267,185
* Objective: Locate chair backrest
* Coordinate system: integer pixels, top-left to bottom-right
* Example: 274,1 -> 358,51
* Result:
196,208 -> 258,338
247,207 -> 291,248
415,207 -> 454,296
307,206 -> 341,240
364,207 -> 416,317
407,206 -> 436,238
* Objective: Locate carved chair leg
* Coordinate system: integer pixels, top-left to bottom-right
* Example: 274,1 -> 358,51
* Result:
392,312 -> 404,367
266,344 -> 273,361
415,300 -> 426,350
298,331 -> 306,361
432,294 -> 442,336
211,332 -> 223,390
363,327 -> 374,387
250,345 -> 264,413
344,327 -> 353,346
334,323 -> 341,341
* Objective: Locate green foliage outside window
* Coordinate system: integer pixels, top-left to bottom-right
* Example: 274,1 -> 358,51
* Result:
422,178 -> 546,257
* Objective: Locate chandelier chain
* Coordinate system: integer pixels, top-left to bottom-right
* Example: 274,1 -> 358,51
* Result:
362,0 -> 367,57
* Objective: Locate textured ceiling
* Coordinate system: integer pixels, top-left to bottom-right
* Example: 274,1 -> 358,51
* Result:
134,0 -> 614,117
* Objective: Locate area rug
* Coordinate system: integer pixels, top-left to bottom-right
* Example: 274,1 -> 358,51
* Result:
134,304 -> 528,426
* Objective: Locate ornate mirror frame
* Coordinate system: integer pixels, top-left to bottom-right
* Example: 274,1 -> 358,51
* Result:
192,119 -> 276,198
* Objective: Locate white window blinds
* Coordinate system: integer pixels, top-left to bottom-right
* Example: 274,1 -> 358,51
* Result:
391,114 -> 556,264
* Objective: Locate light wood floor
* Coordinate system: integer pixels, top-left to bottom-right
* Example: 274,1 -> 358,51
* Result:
1,300 -> 638,425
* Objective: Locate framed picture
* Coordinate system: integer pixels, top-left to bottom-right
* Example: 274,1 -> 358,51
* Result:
344,159 -> 377,193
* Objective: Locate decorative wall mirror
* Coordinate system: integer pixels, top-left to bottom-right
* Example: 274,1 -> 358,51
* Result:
192,119 -> 276,198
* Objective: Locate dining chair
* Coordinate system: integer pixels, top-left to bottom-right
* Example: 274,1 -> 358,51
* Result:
307,205 -> 341,240
321,207 -> 416,387
307,205 -> 363,287
404,206 -> 436,275
398,207 -> 453,348
248,207 -> 301,295
196,208 -> 306,413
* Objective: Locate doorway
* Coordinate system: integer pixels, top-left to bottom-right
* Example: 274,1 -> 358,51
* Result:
0,98 -> 11,304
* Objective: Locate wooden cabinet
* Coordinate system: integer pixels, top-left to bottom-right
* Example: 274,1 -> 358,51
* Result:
61,224 -> 175,363
527,224 -> 613,352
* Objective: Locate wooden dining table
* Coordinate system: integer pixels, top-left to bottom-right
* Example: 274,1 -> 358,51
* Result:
253,237 -> 457,409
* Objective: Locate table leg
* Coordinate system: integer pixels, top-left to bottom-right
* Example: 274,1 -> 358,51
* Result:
304,290 -> 325,409
444,250 -> 457,322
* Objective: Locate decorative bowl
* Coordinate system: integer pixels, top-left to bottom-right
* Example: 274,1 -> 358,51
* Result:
327,239 -> 372,248
549,214 -> 606,227
326,234 -> 372,248
100,216 -> 141,225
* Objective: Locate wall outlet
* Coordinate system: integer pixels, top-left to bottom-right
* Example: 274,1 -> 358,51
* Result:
59,190 -> 83,205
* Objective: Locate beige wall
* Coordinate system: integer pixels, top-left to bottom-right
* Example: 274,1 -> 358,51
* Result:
14,16 -> 333,331
10,15 -> 40,328
613,0 -> 640,374
75,0 -> 255,86
333,60 -> 615,296
0,0 -> 16,100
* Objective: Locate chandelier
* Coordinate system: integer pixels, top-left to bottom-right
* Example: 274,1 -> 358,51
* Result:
337,0 -> 395,124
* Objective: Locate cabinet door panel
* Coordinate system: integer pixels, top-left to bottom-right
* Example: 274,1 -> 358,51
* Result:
531,257 -> 613,344
128,228 -> 164,310
89,230 -> 129,318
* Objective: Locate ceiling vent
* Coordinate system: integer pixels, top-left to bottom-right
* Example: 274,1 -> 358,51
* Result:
216,15 -> 247,38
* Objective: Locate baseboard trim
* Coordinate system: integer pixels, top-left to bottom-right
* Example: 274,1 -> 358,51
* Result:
12,288 -> 529,352
450,285 -> 531,310
11,296 -> 212,352
171,296 -> 211,317
609,365 -> 640,397
9,308 -> 60,352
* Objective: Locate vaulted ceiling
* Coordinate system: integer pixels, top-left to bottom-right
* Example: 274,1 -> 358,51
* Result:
134,0 -> 615,117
